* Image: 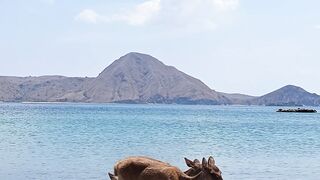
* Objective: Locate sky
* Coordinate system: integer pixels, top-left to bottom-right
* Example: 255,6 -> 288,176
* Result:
0,0 -> 320,96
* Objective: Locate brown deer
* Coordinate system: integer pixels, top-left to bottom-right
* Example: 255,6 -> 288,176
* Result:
108,156 -> 223,180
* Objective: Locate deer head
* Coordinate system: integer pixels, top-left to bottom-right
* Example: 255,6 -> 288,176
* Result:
200,157 -> 223,180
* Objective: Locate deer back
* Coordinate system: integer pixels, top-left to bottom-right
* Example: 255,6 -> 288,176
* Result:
113,157 -> 171,180
112,156 -> 198,180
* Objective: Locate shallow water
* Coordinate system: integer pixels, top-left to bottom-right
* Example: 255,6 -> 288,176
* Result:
0,103 -> 319,180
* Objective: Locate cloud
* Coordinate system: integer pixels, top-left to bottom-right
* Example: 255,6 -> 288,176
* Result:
75,0 -> 161,25
75,9 -> 100,24
117,0 -> 161,25
212,0 -> 239,11
159,0 -> 240,30
75,0 -> 239,30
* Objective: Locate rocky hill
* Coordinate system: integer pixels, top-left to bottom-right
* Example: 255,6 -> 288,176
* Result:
0,52 -> 229,104
0,76 -> 93,102
220,92 -> 256,105
1,53 -> 319,106
84,52 -> 230,104
250,85 -> 320,106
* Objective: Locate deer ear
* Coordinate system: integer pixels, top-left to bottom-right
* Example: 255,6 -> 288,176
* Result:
208,156 -> 215,169
184,158 -> 195,167
194,159 -> 200,165
193,159 -> 202,168
210,169 -> 220,174
202,157 -> 208,169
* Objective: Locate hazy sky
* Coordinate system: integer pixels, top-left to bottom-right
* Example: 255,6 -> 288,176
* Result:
1,0 -> 320,96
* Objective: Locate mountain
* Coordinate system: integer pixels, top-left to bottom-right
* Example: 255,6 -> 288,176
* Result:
0,76 -> 93,102
220,92 -> 256,105
1,52 -> 319,106
0,52 -> 229,104
251,85 -> 320,106
84,52 -> 229,104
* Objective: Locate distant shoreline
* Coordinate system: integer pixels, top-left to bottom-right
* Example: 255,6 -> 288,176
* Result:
0,101 -> 318,107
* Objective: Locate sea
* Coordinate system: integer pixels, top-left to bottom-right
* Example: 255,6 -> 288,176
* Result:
0,103 -> 319,180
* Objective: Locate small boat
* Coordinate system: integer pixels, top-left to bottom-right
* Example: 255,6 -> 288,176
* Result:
277,108 -> 317,113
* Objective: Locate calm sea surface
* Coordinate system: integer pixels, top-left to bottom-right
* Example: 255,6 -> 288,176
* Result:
0,103 -> 320,180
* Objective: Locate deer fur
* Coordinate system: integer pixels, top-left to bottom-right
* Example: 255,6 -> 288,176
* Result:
108,156 -> 223,180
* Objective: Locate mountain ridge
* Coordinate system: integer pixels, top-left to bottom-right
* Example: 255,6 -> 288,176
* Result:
0,52 -> 229,104
250,85 -> 320,106
0,52 -> 319,106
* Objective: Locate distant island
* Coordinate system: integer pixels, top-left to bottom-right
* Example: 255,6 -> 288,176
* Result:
1,52 -> 320,106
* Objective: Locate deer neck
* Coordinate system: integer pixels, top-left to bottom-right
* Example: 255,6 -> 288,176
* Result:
179,171 -> 202,180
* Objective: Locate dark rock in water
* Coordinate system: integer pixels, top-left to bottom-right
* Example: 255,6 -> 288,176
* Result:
277,108 -> 317,113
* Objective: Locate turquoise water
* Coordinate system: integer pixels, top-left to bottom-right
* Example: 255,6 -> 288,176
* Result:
0,103 -> 320,180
